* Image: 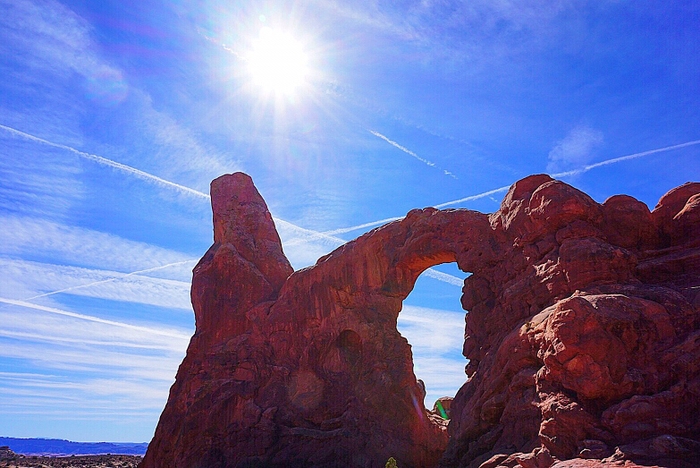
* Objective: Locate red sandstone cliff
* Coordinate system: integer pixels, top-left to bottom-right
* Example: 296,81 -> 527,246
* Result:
141,174 -> 699,468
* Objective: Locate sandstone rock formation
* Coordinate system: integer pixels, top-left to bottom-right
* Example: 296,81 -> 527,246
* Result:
141,173 -> 699,468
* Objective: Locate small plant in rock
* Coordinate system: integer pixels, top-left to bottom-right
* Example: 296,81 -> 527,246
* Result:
386,456 -> 398,468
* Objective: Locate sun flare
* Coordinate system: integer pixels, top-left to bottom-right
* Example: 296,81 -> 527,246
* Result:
246,27 -> 310,96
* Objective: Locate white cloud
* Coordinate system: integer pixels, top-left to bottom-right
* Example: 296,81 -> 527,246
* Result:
0,0 -> 128,103
398,305 -> 465,353
0,0 -> 233,198
0,258 -> 193,309
0,329 -> 185,380
0,216 -> 193,273
0,299 -> 191,341
275,217 -> 347,269
414,356 -> 468,404
0,125 -> 357,273
0,131 -> 84,220
398,305 -> 467,404
0,372 -> 173,417
321,216 -> 404,236
132,91 -> 241,189
0,287 -> 179,424
547,125 -> 604,172
309,0 -> 581,70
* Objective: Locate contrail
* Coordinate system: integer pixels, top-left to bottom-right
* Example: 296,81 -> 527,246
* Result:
0,123 -> 346,247
322,216 -> 404,236
24,260 -> 198,301
551,139 -> 700,178
7,124 -> 695,289
274,218 -> 348,247
422,269 -> 464,286
369,130 -> 458,179
281,216 -> 405,247
434,185 -> 510,209
312,186 -> 512,237
370,130 -> 436,166
0,124 -> 211,200
323,137 -> 700,234
0,297 -> 190,339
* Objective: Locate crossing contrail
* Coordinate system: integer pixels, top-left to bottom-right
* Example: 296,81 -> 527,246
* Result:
5,123 -> 697,288
0,123 -> 346,247
325,137 -> 700,234
24,260 -> 198,301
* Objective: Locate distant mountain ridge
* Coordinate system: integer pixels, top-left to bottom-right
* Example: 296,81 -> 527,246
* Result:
0,437 -> 147,456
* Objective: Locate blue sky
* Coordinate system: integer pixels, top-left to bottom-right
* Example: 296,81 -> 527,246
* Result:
1,0 -> 698,443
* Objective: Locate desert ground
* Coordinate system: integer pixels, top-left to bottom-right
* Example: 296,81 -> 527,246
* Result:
0,454 -> 141,468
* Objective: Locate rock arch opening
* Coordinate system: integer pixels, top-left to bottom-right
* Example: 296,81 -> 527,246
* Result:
396,262 -> 470,417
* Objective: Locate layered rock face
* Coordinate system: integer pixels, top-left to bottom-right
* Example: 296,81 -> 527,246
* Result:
141,173 -> 699,468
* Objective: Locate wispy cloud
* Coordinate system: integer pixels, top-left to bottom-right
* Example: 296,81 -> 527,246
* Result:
369,129 -> 458,179
0,133 -> 84,220
399,305 -> 465,352
0,338 -> 183,382
0,299 -> 189,392
0,216 -> 193,273
310,0 -> 578,72
0,368 -> 177,422
398,305 -> 467,403
0,0 -> 128,105
0,298 -> 190,340
133,91 -> 238,187
275,218 -> 346,247
0,296 -> 190,413
0,124 -> 350,271
0,257 -> 196,321
1,0 -> 236,199
547,125 -> 604,173
0,329 -> 180,351
308,0 -> 418,40
311,185 -> 511,238
369,130 -> 436,167
274,218 -> 350,269
0,258 -> 193,310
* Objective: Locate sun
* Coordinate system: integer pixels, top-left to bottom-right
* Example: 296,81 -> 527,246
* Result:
245,27 -> 310,96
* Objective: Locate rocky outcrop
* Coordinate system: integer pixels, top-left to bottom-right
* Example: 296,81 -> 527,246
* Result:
141,174 -> 699,468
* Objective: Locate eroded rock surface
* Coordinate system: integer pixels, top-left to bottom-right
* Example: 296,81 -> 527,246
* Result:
141,174 -> 699,468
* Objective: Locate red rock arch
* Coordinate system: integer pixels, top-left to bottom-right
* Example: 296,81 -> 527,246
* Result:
142,173 -> 700,468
